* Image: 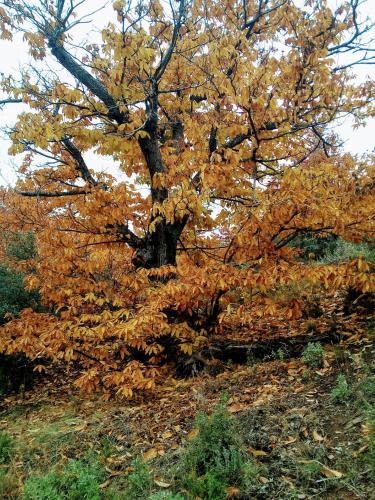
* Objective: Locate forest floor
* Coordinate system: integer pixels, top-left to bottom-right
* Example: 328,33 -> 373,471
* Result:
0,310 -> 374,499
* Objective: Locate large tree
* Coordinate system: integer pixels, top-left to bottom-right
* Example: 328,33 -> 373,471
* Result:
0,0 -> 374,395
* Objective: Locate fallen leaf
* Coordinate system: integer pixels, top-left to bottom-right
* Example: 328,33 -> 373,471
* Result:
258,476 -> 268,484
228,402 -> 246,413
283,436 -> 297,445
225,486 -> 240,497
187,428 -> 198,440
143,448 -> 158,462
312,430 -> 324,442
320,465 -> 343,478
154,479 -> 171,488
249,447 -> 268,457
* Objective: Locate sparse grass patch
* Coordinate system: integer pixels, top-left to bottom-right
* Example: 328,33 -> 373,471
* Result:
0,468 -> 17,497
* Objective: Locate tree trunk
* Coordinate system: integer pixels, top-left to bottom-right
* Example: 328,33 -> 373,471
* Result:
132,218 -> 187,269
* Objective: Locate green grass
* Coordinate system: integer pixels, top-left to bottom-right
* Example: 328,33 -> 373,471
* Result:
23,457 -> 105,500
0,431 -> 14,464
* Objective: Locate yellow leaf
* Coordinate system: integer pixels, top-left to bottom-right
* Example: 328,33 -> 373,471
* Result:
320,465 -> 343,479
154,479 -> 171,488
187,428 -> 198,440
143,448 -> 158,462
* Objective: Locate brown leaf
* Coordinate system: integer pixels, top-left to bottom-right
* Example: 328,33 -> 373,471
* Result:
312,430 -> 324,442
320,465 -> 343,478
154,479 -> 171,488
143,447 -> 158,462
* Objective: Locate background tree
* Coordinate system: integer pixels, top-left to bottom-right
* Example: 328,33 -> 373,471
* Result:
0,0 -> 374,396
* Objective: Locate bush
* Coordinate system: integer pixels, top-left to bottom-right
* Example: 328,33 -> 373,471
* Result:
124,458 -> 153,499
302,342 -> 324,369
331,374 -> 350,403
0,263 -> 41,395
179,399 -> 258,498
0,431 -> 13,464
0,265 -> 39,325
23,458 -> 104,500
319,239 -> 375,265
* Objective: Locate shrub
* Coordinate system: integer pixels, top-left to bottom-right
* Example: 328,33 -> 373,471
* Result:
0,265 -> 39,325
179,400 -> 258,498
124,458 -> 153,499
319,239 -> 375,265
331,374 -> 350,403
302,342 -> 324,369
0,431 -> 13,464
23,458 -> 104,500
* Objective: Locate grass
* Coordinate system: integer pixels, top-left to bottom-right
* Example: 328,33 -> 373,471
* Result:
0,342 -> 374,499
0,431 -> 14,464
23,457 -> 105,500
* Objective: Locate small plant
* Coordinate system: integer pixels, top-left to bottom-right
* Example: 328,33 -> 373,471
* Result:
125,457 -> 153,498
179,399 -> 258,498
331,374 -> 350,403
277,347 -> 287,361
302,342 -> 324,369
0,431 -> 13,464
23,458 -> 104,500
301,460 -> 321,480
0,469 -> 17,498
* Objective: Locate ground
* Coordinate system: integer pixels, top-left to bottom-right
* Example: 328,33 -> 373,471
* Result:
0,311 -> 374,499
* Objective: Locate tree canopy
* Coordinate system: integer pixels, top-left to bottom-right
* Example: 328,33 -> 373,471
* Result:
0,0 -> 374,396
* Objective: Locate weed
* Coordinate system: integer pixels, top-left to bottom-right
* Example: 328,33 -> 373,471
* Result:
125,457 -> 153,498
179,400 -> 258,498
0,431 -> 13,464
301,460 -> 321,480
0,469 -> 17,497
302,342 -> 324,369
23,458 -> 104,500
331,374 -> 350,403
358,375 -> 375,402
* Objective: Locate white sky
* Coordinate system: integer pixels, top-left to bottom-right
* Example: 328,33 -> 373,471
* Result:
0,0 -> 374,186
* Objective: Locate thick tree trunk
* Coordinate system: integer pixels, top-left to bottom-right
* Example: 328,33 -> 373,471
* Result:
132,218 -> 187,269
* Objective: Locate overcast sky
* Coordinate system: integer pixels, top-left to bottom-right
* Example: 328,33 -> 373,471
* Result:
0,0 -> 374,186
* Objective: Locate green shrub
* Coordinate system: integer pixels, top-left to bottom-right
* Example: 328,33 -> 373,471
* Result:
331,374 -> 350,403
179,400 -> 258,498
23,458 -> 104,500
319,239 -> 375,265
125,458 -> 153,499
358,376 -> 375,402
0,265 -> 39,325
302,342 -> 324,369
0,431 -> 13,464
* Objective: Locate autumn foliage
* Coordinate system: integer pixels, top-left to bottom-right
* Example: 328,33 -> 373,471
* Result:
0,0 -> 374,396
